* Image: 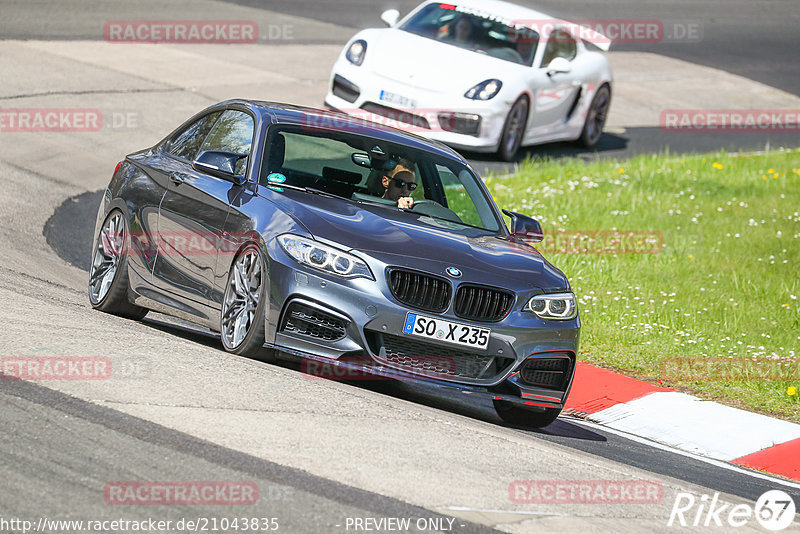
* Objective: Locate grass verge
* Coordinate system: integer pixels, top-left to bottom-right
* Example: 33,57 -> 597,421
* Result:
488,148 -> 800,423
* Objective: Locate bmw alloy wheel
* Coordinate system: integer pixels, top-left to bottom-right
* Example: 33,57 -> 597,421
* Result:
88,209 -> 147,319
221,246 -> 266,353
89,212 -> 123,304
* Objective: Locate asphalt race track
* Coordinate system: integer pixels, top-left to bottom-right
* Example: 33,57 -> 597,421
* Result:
1,0 -> 800,532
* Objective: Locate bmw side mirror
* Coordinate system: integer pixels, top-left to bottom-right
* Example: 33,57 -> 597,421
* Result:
193,150 -> 248,185
381,9 -> 400,27
546,57 -> 572,76
503,209 -> 544,242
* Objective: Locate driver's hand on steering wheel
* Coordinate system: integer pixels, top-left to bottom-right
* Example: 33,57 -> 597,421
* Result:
397,197 -> 414,209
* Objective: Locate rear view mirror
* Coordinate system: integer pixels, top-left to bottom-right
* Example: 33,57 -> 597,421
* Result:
351,152 -> 371,168
503,209 -> 544,242
381,9 -> 400,27
193,150 -> 248,185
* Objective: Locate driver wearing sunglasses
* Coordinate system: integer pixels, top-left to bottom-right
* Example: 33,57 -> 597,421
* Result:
381,161 -> 417,209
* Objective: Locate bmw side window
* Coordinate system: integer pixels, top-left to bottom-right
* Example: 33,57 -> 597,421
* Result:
198,110 -> 255,176
168,112 -> 221,161
540,29 -> 577,67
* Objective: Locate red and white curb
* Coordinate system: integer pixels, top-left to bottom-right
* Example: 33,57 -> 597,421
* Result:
564,363 -> 800,482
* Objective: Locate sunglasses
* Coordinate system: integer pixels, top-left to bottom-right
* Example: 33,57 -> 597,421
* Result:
388,171 -> 417,191
390,178 -> 417,191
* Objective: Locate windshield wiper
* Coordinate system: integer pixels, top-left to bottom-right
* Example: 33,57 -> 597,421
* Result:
397,207 -> 491,232
268,182 -> 349,201
305,187 -> 347,200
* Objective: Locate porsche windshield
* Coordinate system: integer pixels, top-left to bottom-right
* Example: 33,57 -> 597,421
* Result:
260,126 -> 502,233
400,3 -> 539,66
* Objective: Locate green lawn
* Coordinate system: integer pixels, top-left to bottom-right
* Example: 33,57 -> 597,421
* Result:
487,148 -> 800,422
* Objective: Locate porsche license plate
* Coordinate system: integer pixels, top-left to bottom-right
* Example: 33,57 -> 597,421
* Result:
403,312 -> 490,350
379,90 -> 417,108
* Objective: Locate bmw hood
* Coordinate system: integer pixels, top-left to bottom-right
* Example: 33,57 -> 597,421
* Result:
356,28 -> 525,95
272,189 -> 568,291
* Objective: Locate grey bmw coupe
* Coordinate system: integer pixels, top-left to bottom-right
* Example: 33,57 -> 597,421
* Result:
89,100 -> 580,427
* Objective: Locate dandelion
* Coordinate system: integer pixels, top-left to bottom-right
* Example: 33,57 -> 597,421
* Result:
712,162 -> 723,170
762,175 -> 767,180
789,386 -> 797,396
688,254 -> 693,259
768,168 -> 775,173
619,168 -> 625,174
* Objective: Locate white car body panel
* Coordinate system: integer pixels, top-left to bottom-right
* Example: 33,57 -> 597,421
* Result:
324,0 -> 613,154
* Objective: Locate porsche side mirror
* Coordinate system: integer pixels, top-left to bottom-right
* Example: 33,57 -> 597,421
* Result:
546,57 -> 572,76
381,9 -> 400,27
193,150 -> 248,185
503,209 -> 544,242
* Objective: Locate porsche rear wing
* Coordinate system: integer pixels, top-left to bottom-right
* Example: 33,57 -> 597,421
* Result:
520,18 -> 612,52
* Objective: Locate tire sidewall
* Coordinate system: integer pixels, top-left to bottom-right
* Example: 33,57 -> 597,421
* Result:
498,97 -> 529,161
220,244 -> 268,355
580,84 -> 610,148
89,209 -> 127,308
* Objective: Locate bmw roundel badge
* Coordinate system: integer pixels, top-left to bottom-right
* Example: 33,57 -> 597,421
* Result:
446,267 -> 462,278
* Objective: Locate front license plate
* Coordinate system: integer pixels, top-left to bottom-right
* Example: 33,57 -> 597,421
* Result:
403,313 -> 490,350
380,89 -> 417,108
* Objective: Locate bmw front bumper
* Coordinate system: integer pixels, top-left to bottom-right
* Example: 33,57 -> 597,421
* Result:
262,238 -> 580,412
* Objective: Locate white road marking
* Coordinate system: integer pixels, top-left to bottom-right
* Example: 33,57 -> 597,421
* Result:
585,392 -> 800,461
562,416 -> 800,491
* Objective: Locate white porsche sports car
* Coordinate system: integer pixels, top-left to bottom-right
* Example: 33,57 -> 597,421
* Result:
324,0 -> 613,160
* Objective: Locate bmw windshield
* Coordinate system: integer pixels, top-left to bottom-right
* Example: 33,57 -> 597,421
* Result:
259,126 -> 503,234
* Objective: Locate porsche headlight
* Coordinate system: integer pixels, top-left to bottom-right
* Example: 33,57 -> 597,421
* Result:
346,40 -> 367,66
278,235 -> 373,280
464,79 -> 503,100
524,292 -> 577,320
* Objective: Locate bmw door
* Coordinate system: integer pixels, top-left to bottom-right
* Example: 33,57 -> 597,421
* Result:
153,109 -> 256,317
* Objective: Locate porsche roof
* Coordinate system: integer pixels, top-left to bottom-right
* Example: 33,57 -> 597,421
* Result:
418,0 -> 556,27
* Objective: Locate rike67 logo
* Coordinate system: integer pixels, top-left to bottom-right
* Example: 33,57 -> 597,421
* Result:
668,490 -> 796,531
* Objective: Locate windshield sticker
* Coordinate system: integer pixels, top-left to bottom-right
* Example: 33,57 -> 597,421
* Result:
267,172 -> 287,183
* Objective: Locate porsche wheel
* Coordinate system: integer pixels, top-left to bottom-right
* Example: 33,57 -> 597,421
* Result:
88,209 -> 148,320
498,96 -> 529,161
578,84 -> 610,148
493,400 -> 561,428
220,244 -> 270,357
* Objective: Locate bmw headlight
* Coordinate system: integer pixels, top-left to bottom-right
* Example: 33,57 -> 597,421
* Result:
278,235 -> 373,280
464,79 -> 503,100
524,292 -> 577,320
345,40 -> 367,66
